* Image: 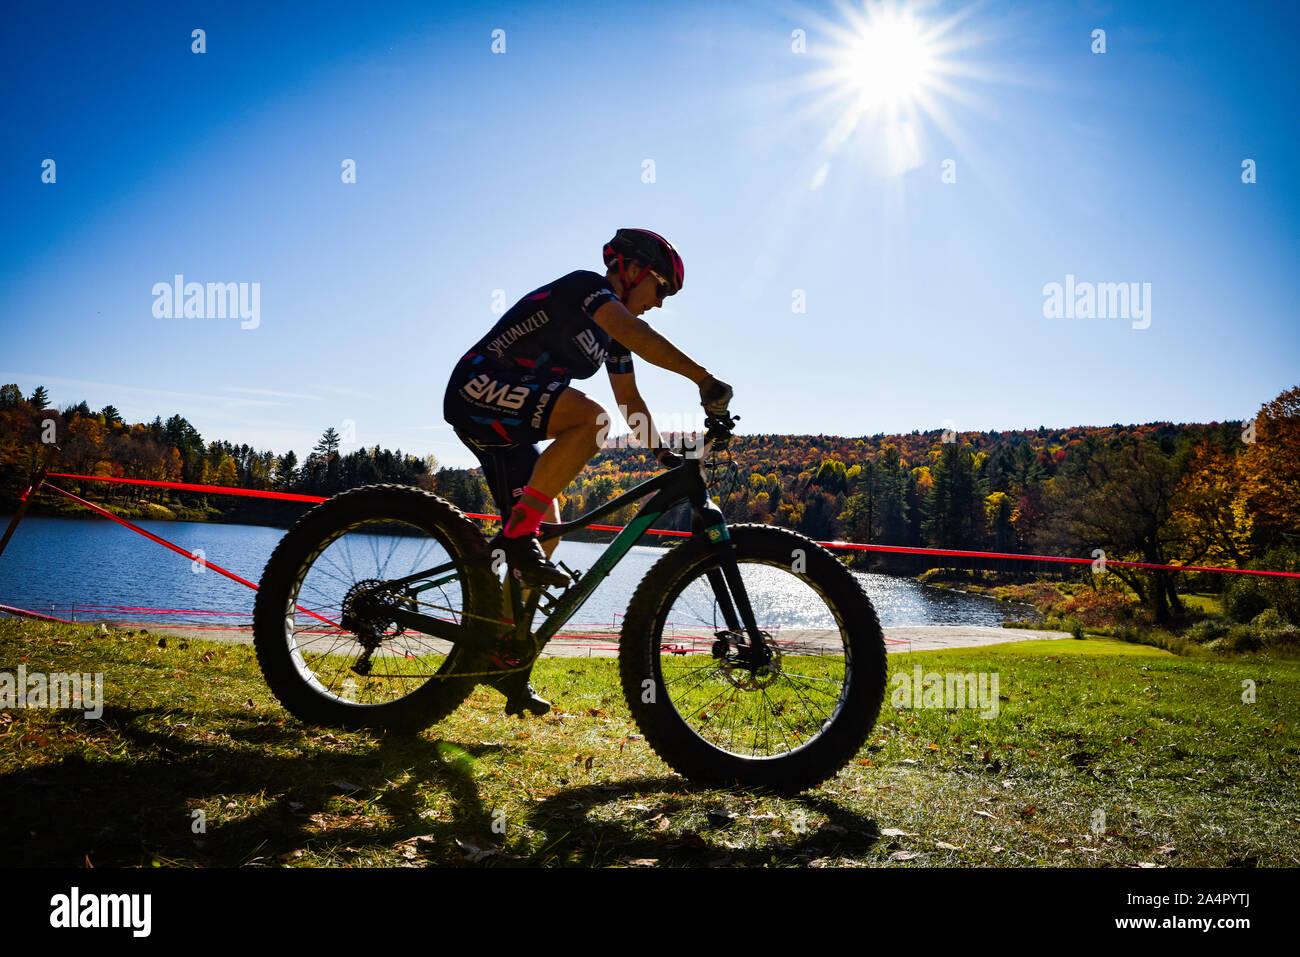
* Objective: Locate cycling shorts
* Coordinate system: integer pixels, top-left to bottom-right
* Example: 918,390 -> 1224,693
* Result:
443,357 -> 571,516
443,356 -> 568,449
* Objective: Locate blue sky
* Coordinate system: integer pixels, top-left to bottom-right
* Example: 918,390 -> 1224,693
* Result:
2,0 -> 1296,468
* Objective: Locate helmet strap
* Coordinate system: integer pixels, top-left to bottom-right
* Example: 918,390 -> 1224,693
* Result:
616,253 -> 650,302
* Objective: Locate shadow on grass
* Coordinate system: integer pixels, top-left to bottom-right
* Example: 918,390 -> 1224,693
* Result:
2,704 -> 883,868
519,777 -> 882,867
0,704 -> 501,867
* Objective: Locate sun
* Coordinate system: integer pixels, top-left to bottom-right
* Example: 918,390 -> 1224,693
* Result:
790,0 -> 982,179
834,5 -> 939,115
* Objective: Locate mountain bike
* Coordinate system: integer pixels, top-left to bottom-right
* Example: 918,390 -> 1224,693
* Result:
252,412 -> 887,793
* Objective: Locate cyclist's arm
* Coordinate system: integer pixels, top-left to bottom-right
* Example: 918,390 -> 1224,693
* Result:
592,300 -> 711,384
608,369 -> 664,452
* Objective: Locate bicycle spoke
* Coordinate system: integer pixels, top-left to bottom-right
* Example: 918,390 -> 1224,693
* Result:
282,517 -> 471,705
655,555 -> 853,759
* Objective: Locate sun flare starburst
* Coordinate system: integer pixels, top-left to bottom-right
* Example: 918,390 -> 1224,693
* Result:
836,6 -> 938,114
793,0 -> 982,178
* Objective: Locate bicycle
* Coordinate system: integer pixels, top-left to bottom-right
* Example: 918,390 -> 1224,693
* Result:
251,412 -> 887,793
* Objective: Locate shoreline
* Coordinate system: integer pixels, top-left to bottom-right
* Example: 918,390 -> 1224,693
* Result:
114,622 -> 1067,656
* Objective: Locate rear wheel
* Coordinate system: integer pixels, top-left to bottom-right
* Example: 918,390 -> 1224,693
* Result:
252,484 -> 503,732
619,524 -> 886,793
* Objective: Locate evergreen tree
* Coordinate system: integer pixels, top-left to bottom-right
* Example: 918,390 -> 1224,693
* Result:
314,427 -> 341,458
923,443 -> 988,548
877,445 -> 910,544
276,450 -> 298,490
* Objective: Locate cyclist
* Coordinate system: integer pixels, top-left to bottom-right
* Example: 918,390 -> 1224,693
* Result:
442,228 -> 733,715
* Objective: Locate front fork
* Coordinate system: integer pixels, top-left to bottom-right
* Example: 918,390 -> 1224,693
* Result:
691,503 -> 772,668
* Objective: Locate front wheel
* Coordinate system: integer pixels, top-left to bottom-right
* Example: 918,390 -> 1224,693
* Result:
619,524 -> 886,793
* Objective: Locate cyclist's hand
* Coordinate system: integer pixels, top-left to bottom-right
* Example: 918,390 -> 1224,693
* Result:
698,375 -> 733,416
654,447 -> 684,469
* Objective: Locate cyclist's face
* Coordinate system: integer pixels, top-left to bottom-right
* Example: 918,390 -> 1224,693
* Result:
625,265 -> 665,316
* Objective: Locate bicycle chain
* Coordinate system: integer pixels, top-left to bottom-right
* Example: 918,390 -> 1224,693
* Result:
300,582 -> 546,682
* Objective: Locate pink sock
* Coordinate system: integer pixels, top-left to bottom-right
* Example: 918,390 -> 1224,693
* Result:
503,485 -> 552,538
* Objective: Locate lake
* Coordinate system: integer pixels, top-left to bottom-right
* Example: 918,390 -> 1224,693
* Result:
0,515 -> 1037,630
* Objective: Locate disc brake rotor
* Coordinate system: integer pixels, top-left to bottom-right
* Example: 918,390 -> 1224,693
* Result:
713,630 -> 782,690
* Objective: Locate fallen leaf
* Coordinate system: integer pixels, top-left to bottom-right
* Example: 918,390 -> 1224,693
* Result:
455,839 -> 499,863
880,828 -> 916,838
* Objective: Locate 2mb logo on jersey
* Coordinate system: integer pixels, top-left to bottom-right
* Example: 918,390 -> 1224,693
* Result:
574,328 -> 607,367
463,374 -> 531,411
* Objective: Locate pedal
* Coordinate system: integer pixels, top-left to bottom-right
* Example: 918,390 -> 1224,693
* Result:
555,561 -> 582,584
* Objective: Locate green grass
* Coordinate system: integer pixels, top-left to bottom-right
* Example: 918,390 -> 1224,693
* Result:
966,637 -> 1173,658
2,618 -> 1298,868
1181,592 -> 1225,616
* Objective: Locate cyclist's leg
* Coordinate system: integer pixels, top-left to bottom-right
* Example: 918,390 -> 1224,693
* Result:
489,385 -> 605,549
524,386 -> 608,501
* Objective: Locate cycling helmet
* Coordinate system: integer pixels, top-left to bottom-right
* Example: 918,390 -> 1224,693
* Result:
602,228 -> 684,297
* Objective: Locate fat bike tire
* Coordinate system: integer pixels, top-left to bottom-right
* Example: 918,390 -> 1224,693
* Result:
618,523 -> 886,793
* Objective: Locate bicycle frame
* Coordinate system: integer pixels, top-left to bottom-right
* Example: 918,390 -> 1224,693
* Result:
370,435 -> 768,663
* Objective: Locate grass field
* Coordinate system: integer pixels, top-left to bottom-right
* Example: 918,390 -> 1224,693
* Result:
2,618 -> 1297,867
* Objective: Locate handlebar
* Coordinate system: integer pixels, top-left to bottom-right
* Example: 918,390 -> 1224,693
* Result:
667,410 -> 738,461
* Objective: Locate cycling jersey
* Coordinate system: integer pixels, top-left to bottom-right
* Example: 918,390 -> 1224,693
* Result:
461,270 -> 634,380
442,269 -> 635,514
